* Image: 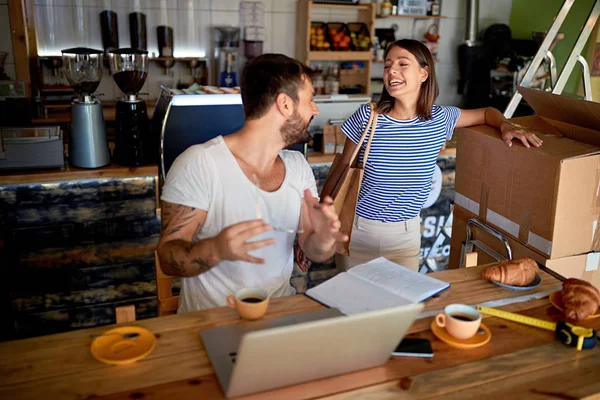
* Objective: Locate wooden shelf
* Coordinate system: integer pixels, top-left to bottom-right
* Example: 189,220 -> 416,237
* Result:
308,51 -> 373,61
439,148 -> 456,156
297,1 -> 375,95
31,102 -> 156,124
376,14 -> 447,19
307,152 -> 336,164
312,3 -> 371,10
150,57 -> 208,62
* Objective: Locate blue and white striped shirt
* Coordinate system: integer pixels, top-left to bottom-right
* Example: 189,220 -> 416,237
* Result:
341,104 -> 461,222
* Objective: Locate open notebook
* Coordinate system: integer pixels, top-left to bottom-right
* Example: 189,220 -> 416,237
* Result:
306,257 -> 449,315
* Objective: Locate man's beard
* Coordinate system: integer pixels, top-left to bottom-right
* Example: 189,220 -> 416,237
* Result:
280,109 -> 312,146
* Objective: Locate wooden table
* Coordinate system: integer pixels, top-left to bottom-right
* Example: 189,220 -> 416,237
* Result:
1,266 -> 599,400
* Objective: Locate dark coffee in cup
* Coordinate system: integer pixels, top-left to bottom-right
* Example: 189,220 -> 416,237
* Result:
242,297 -> 264,303
451,314 -> 476,322
227,288 -> 270,320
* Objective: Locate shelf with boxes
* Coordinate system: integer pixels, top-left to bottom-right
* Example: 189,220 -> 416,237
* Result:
376,14 -> 446,19
377,0 -> 442,18
296,0 -> 376,96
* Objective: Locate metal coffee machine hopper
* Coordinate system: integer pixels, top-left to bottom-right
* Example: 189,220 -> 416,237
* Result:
108,48 -> 155,166
61,47 -> 111,169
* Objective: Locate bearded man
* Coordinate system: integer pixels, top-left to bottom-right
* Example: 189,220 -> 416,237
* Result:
157,54 -> 347,312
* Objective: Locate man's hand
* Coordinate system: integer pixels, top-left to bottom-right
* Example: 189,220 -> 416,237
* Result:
305,189 -> 348,248
213,219 -> 276,264
500,121 -> 544,148
157,201 -> 276,277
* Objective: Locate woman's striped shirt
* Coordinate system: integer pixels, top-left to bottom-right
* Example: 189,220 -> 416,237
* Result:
341,104 -> 461,222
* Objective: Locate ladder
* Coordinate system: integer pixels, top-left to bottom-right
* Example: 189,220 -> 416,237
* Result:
459,218 -> 513,268
504,0 -> 600,117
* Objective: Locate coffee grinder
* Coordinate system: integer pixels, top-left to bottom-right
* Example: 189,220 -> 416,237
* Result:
108,48 -> 154,166
213,27 -> 240,87
61,47 -> 111,168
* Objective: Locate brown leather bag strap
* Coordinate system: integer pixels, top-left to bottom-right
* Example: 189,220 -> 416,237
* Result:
349,103 -> 376,166
361,107 -> 378,166
357,103 -> 379,166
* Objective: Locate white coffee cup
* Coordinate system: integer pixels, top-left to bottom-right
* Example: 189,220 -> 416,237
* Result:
435,304 -> 482,340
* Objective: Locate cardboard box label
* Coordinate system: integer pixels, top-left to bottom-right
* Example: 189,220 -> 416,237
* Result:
486,209 -> 520,238
586,252 -> 600,271
528,232 -> 553,256
454,193 -> 479,215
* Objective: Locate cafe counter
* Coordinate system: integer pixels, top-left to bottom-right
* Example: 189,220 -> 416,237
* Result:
0,163 -> 162,341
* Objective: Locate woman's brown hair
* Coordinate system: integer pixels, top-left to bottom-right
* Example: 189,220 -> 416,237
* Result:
374,39 -> 439,120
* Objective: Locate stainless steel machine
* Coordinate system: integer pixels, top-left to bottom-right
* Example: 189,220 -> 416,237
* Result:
61,47 -> 111,169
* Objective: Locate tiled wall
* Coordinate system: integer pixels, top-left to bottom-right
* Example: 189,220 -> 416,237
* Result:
17,0 -> 512,105
0,0 -> 16,80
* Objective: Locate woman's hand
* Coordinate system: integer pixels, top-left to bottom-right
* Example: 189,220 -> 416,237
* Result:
500,121 -> 543,148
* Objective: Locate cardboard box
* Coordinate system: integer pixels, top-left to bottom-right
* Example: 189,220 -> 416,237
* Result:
339,69 -> 367,88
322,124 -> 336,154
450,204 -> 600,290
454,86 -> 600,259
334,125 -> 345,154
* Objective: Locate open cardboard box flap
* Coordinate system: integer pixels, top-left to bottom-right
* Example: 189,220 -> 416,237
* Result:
516,86 -> 600,151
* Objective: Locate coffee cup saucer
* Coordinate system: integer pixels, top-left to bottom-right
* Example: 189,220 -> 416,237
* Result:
430,320 -> 492,349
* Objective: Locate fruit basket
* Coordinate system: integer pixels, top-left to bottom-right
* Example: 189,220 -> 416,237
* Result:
326,22 -> 354,51
310,22 -> 332,51
347,23 -> 372,51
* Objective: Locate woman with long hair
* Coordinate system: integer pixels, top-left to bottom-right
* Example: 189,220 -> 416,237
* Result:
326,39 -> 542,272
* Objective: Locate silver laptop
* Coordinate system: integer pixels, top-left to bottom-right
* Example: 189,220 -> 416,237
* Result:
200,303 -> 423,398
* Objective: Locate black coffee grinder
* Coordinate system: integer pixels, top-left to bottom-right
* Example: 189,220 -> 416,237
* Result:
108,48 -> 154,166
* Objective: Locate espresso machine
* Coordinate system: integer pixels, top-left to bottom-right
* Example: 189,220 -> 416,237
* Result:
108,48 -> 154,166
61,47 -> 111,168
213,27 -> 240,87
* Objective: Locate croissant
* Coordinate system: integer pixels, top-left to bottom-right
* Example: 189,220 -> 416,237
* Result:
562,278 -> 600,322
481,257 -> 539,286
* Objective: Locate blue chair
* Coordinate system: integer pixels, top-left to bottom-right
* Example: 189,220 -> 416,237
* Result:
153,87 -> 307,182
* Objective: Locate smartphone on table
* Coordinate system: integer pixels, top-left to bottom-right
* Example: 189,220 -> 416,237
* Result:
392,338 -> 434,358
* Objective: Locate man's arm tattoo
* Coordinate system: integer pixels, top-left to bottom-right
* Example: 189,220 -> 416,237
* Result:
167,250 -> 187,273
161,203 -> 198,237
191,257 -> 211,273
160,203 -> 214,276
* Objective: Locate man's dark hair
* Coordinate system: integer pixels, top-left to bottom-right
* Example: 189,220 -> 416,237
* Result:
240,54 -> 320,120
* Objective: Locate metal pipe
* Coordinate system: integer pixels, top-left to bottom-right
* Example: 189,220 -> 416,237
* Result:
465,0 -> 480,46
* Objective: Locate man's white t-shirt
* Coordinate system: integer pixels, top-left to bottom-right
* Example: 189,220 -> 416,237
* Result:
161,136 -> 318,313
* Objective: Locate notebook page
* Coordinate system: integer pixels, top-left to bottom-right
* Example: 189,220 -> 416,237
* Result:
305,272 -> 411,315
349,257 -> 449,303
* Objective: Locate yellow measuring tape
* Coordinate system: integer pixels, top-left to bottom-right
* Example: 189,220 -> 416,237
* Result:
476,305 -> 598,351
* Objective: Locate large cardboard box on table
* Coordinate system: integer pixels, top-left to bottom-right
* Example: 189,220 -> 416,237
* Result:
450,205 -> 600,290
454,86 -> 600,260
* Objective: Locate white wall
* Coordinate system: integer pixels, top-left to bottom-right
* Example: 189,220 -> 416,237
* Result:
0,0 -> 16,80
31,0 -> 513,105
